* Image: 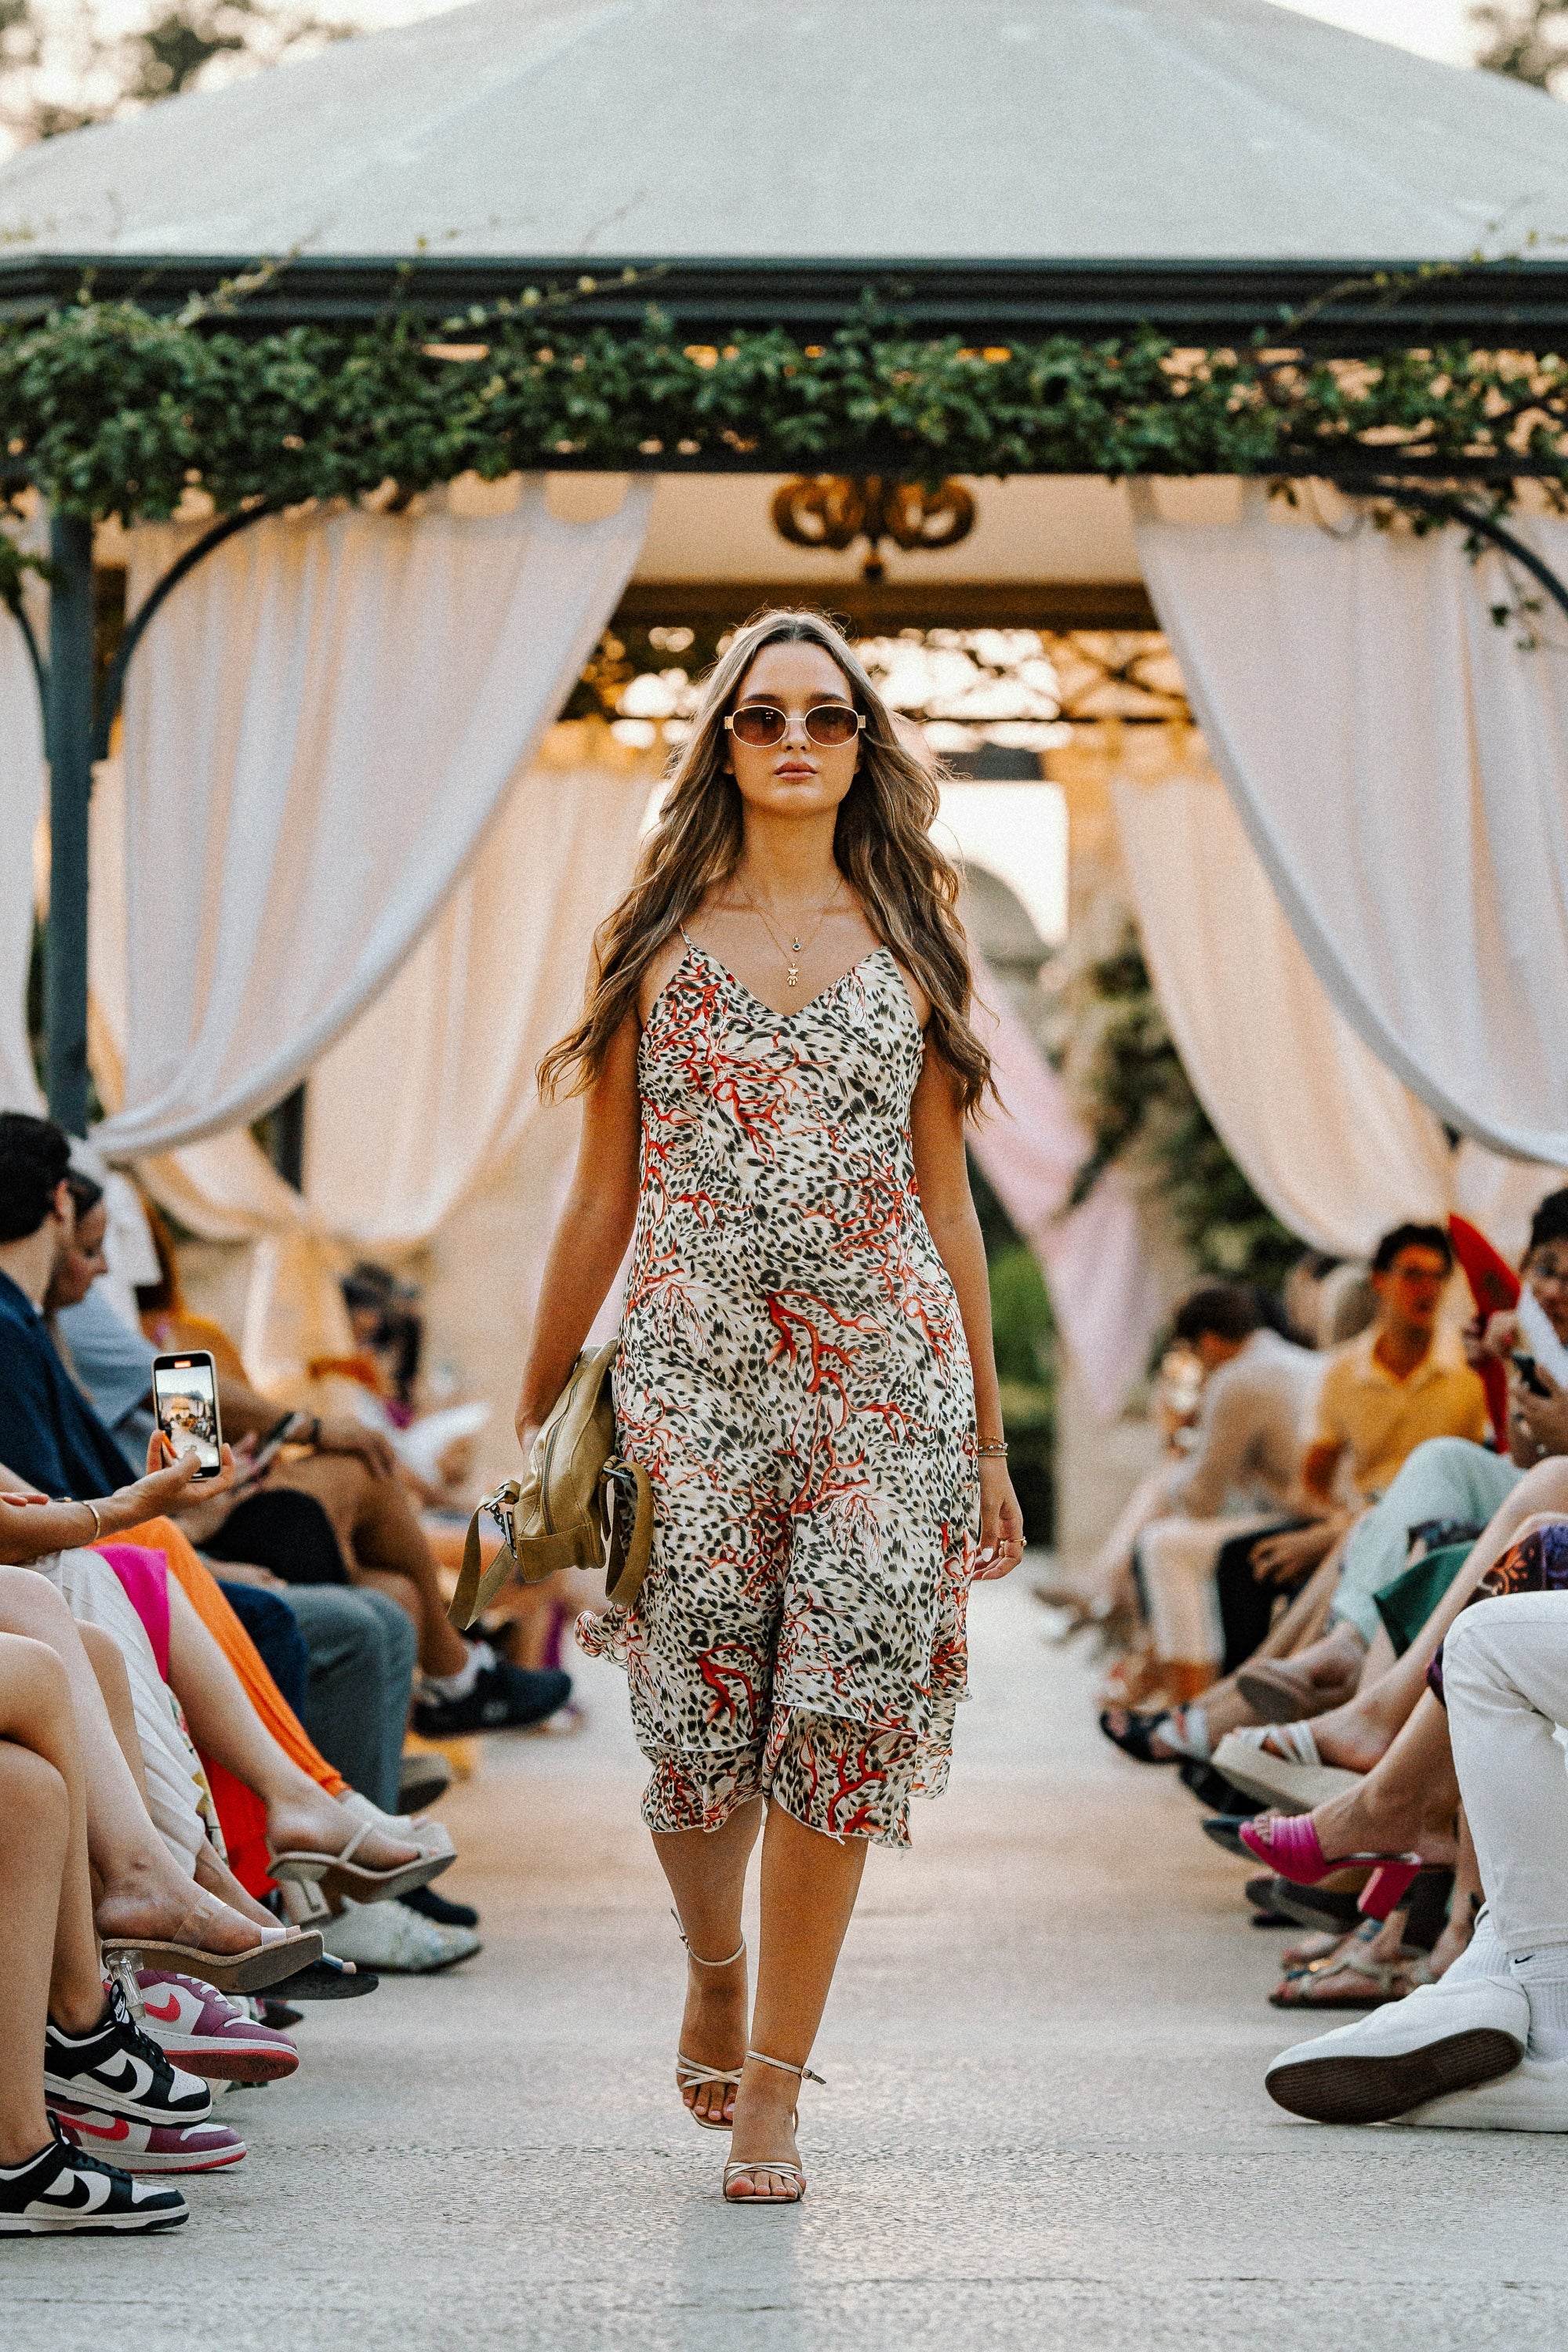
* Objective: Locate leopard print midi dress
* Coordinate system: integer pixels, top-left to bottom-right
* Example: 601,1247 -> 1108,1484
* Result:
577,932 -> 979,1848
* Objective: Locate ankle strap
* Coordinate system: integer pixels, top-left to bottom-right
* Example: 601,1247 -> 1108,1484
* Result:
672,1909 -> 746,1969
747,2048 -> 826,2086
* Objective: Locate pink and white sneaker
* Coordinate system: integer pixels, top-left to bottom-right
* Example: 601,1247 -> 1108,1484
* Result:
52,2102 -> 246,2173
134,1970 -> 299,2084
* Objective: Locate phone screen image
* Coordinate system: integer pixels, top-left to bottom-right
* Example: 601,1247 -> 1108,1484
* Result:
152,1355 -> 223,1475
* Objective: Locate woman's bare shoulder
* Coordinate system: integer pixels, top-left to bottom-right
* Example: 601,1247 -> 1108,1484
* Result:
636,928 -> 690,1026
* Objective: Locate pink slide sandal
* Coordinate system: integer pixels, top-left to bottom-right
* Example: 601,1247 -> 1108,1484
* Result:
1239,1813 -> 1421,1921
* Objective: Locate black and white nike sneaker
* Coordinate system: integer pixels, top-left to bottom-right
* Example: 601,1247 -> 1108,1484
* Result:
0,2122 -> 187,2234
43,1980 -> 212,2127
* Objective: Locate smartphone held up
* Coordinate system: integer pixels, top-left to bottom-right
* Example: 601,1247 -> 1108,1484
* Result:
151,1352 -> 224,1478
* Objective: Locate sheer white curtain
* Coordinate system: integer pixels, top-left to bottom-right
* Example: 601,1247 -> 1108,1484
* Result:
93,478 -> 651,1158
91,732 -> 657,1385
1134,480 -> 1568,1164
0,583 -> 45,1114
1112,760 -> 1562,1262
970,961 -> 1164,1419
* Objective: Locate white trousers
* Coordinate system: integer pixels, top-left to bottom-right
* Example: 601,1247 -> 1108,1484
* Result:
1137,1512 -> 1280,1668
1446,1592 -> 1568,1955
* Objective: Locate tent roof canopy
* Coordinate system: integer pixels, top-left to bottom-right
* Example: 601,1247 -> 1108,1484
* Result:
3,0 -> 1568,342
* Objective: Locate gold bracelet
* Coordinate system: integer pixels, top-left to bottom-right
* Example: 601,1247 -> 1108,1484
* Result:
976,1439 -> 1009,1458
78,1499 -> 102,1544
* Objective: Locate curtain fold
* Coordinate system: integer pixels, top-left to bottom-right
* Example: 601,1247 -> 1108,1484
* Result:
94,479 -> 651,1158
970,959 -> 1164,1420
1134,480 -> 1568,1165
91,731 -> 657,1387
1112,761 -> 1563,1263
1,574 -> 45,1114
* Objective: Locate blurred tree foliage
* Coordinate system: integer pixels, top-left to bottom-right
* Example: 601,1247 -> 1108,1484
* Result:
1472,0 -> 1568,91
0,0 -> 353,143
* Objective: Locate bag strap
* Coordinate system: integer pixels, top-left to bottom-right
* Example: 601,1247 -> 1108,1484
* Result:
448,1481 -> 521,1631
602,1456 -> 655,1606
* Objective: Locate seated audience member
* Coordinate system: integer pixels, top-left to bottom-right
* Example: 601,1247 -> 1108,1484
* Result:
45,1178 -> 419,1816
1211,1446 -> 1568,1784
1101,1284 -> 1322,1732
0,1534 -> 299,1979
0,1112 -> 565,1738
0,1621 -> 203,2234
1258,1558 -> 1568,2131
0,1464 -> 473,1976
1218,1206 -> 1568,1740
1305,1221 -> 1486,1516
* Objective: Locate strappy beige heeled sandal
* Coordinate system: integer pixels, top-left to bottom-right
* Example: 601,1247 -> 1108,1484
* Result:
673,1915 -> 746,2130
722,2049 -> 826,2205
267,1811 -> 452,1907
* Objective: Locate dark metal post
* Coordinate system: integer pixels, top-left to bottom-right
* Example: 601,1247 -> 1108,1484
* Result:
44,514 -> 95,1135
272,1082 -> 307,1190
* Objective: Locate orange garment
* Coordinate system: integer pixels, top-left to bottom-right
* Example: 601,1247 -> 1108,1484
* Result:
117,1515 -> 345,1798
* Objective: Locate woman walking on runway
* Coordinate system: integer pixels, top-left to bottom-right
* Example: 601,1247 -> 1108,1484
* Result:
520,610 -> 1023,2203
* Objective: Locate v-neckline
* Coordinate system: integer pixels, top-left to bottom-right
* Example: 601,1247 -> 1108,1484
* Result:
686,935 -> 892,1024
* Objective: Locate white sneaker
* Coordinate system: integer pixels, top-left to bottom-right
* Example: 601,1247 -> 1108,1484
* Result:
322,1897 -> 481,1974
1400,2050 -> 1568,2131
1265,1976 -> 1528,2124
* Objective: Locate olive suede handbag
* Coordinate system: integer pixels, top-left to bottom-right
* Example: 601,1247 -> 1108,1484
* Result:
447,1344 -> 654,1630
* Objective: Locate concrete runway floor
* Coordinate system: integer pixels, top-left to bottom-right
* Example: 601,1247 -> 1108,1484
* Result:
9,1568 -> 1568,2350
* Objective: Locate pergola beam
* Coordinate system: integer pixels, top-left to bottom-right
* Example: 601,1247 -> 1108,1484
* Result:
9,255 -> 1568,352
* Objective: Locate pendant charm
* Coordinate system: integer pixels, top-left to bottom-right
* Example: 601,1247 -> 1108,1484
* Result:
786,964 -> 799,989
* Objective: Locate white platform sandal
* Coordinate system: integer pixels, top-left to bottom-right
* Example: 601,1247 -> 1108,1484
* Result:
673,1915 -> 746,2130
722,2049 -> 825,2205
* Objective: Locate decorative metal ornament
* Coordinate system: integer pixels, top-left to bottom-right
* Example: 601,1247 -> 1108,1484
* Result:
771,475 -> 977,582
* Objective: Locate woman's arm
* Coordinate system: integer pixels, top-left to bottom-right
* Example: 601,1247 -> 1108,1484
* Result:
909,1051 -> 1024,1580
514,1009 -> 644,1449
0,1437 -> 235,1566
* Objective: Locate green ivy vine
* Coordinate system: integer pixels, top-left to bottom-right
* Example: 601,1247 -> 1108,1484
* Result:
2,281 -> 1567,524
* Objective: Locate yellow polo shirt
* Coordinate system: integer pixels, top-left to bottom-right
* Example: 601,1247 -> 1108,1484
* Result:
1313,1327 -> 1489,1501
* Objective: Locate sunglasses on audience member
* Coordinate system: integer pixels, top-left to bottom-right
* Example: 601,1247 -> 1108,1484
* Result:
724,702 -> 866,749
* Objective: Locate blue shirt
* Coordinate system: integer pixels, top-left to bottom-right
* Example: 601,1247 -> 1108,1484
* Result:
56,1283 -> 159,1475
0,1269 -> 136,1500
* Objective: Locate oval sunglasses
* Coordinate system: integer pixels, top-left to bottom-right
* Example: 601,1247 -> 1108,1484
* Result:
724,703 -> 866,749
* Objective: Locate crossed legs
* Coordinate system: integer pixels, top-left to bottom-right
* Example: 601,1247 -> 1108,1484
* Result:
0,1568 -> 269,1956
163,1578 -> 419,1869
0,1630 -> 112,2165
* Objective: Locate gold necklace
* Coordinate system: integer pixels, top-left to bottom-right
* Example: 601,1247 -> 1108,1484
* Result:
742,879 -> 844,990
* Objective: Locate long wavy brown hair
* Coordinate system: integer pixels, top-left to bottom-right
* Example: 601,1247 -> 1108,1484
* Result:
538,608 -> 993,1111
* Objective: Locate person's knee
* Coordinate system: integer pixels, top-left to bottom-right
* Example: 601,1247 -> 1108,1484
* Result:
0,1564 -> 71,1639
1512,1457 -> 1568,1514
1399,1436 -> 1479,1484
0,1740 -> 68,1851
1443,1594 -> 1548,1703
358,1571 -> 423,1639
356,1585 -> 419,1688
76,1619 -> 130,1690
0,1631 -> 71,1732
